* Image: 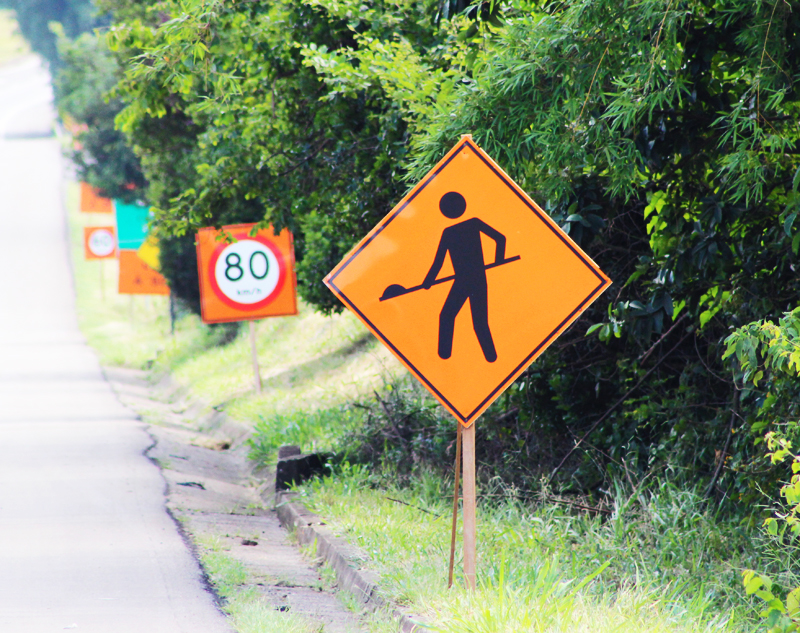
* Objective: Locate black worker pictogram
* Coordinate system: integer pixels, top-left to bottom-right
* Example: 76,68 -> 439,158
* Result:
380,191 -> 521,363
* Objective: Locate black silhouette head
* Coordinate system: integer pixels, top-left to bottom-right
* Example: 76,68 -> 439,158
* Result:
439,192 -> 466,219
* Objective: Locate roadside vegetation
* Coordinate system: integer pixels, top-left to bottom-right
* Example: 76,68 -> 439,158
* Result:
33,0 -> 800,629
67,173 -> 799,631
0,10 -> 29,64
39,0 -> 800,515
298,468 -> 779,632
198,536 -> 328,633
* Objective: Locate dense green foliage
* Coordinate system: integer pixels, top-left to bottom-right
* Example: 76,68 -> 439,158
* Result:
727,312 -> 800,631
726,307 -> 800,456
53,27 -> 145,200
103,0 -> 433,312
51,0 -> 800,512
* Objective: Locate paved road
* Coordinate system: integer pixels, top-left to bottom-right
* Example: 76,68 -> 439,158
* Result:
0,56 -> 232,633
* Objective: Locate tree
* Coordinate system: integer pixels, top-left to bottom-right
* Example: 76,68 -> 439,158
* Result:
53,26 -> 145,200
99,0 -> 800,501
297,0 -> 800,498
107,0 -> 444,311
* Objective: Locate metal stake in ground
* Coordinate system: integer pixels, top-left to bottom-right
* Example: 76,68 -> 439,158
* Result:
448,421 -> 462,589
249,320 -> 262,393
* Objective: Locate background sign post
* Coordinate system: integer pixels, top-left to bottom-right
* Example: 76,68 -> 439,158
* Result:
249,320 -> 262,393
196,223 -> 298,393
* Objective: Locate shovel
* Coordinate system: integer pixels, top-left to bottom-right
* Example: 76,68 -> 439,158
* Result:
379,255 -> 521,302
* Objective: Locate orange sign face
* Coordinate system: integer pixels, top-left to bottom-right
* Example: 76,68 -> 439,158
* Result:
83,226 -> 116,260
79,182 -> 113,214
118,249 -> 170,295
324,136 -> 611,427
196,223 -> 298,324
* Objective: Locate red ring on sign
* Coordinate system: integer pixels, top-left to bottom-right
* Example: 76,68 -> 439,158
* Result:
88,228 -> 115,257
208,232 -> 287,311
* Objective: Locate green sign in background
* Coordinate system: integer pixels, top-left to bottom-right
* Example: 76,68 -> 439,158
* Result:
114,200 -> 151,250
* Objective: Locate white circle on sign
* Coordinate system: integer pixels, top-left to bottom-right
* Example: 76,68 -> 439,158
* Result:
88,229 -> 115,257
213,238 -> 282,305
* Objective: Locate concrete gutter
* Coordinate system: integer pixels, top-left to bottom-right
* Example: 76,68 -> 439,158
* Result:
274,491 -> 428,632
140,371 -> 428,631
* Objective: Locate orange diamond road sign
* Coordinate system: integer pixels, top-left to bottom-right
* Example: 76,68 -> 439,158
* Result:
84,226 -> 116,260
324,136 -> 611,427
118,250 -> 170,295
79,182 -> 113,214
196,223 -> 298,324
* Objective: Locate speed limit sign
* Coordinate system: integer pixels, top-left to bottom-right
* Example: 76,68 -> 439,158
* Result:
84,226 -> 116,260
196,223 -> 297,323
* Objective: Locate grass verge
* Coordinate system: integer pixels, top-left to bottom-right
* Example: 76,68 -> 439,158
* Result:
294,465 -> 773,632
65,180 -> 402,433
0,10 -> 29,65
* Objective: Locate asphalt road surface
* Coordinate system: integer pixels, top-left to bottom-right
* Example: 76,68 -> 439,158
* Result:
0,56 -> 232,633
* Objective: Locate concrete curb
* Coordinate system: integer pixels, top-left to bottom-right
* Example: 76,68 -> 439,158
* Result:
274,491 -> 428,632
149,371 -> 255,447
131,370 -> 428,631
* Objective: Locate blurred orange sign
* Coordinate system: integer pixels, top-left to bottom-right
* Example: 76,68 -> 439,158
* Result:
83,226 -> 116,260
80,182 -> 113,214
118,249 -> 170,295
196,223 -> 298,324
324,136 -> 611,427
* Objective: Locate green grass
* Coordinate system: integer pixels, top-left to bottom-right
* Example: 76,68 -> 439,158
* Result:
248,406 -> 365,462
295,466 -> 770,632
65,179 -> 402,426
197,536 -> 323,633
160,301 -> 395,420
226,595 -> 323,633
0,10 -> 29,65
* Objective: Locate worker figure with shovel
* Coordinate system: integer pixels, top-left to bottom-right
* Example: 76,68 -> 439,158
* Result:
378,191 -> 520,362
422,191 -> 507,362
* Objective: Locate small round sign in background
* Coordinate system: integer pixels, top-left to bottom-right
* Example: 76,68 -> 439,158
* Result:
84,226 -> 116,260
196,223 -> 297,324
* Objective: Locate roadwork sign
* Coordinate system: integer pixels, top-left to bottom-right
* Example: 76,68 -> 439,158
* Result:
324,136 -> 611,427
83,226 -> 116,260
196,223 -> 298,324
118,249 -> 170,295
80,183 -> 112,214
